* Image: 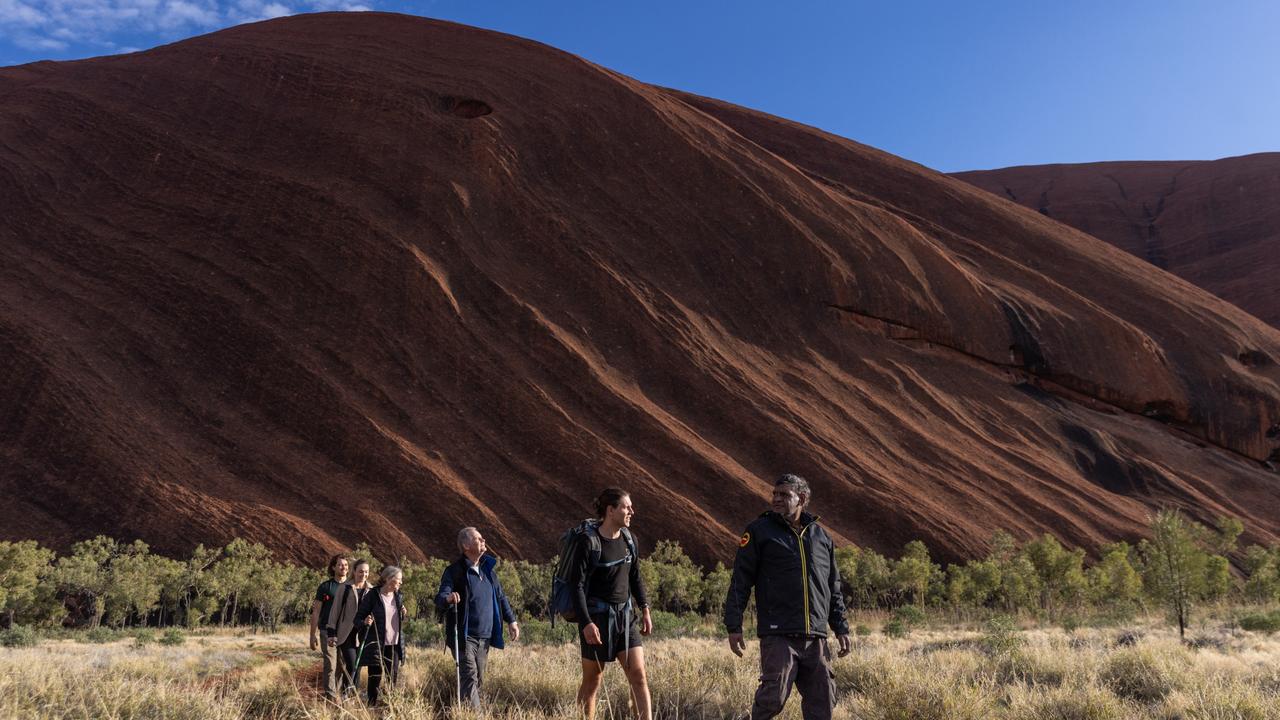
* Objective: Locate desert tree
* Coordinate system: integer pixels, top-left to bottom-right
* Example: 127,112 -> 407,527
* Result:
0,540 -> 55,628
701,561 -> 732,617
641,540 -> 703,613
1243,544 -> 1280,603
835,545 -> 892,609
1023,534 -> 1088,616
892,540 -> 941,607
54,536 -> 117,627
1138,509 -> 1226,638
1086,541 -> 1143,616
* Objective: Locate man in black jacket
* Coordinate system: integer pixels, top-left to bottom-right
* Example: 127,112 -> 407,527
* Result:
724,474 -> 851,720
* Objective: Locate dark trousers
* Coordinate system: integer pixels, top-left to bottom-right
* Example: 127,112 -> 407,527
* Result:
338,638 -> 365,694
450,636 -> 490,707
750,635 -> 836,720
366,645 -> 400,705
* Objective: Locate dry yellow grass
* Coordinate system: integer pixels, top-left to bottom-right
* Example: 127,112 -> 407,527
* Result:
3,623 -> 1280,719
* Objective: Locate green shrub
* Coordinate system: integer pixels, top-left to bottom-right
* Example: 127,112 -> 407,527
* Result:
855,624 -> 872,637
982,615 -> 1024,656
883,619 -> 907,638
158,628 -> 185,646
1237,611 -> 1280,634
86,627 -> 117,643
647,610 -> 715,638
0,625 -> 38,647
403,618 -> 442,646
516,618 -> 576,645
132,629 -> 156,648
893,604 -> 926,628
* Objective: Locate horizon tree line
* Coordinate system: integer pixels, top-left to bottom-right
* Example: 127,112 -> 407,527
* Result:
1,510 -> 1278,639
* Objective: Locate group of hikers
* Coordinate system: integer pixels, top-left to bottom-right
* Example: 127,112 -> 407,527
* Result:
308,475 -> 851,720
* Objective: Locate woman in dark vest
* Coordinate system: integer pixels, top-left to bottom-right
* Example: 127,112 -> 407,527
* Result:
353,564 -> 406,705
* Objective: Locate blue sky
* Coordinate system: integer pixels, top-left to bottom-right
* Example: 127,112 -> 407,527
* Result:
3,1 -> 1277,171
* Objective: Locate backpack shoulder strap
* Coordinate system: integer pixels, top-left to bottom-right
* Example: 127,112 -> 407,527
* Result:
581,524 -> 604,568
619,527 -> 637,560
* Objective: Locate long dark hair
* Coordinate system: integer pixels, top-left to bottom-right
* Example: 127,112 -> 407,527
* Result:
593,487 -> 630,519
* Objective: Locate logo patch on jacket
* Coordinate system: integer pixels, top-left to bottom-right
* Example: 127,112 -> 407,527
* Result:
739,532 -> 751,547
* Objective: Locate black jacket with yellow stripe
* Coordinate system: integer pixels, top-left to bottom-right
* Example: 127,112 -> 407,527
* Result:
724,511 -> 849,637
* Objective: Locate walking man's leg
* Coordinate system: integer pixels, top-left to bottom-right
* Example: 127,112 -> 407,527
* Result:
618,647 -> 652,720
459,637 -> 489,707
320,636 -> 338,700
795,638 -> 836,720
750,636 -> 799,720
578,660 -> 605,720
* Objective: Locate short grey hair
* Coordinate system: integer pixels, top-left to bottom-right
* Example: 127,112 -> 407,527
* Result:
776,473 -> 811,503
379,565 -> 403,585
456,527 -> 479,551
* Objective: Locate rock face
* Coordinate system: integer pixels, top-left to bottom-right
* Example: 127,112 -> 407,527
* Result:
2,13 -> 1278,565
955,156 -> 1280,329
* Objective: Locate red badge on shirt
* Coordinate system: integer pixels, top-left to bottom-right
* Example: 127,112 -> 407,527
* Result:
739,532 -> 751,548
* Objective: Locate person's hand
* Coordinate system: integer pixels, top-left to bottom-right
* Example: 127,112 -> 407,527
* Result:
309,632 -> 318,651
836,634 -> 852,658
582,622 -> 602,645
509,622 -> 521,642
448,592 -> 460,605
364,616 -> 374,626
728,632 -> 746,657
640,607 -> 653,636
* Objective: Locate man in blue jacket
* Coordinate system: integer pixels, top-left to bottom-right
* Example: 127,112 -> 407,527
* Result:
725,474 -> 851,720
436,527 -> 520,708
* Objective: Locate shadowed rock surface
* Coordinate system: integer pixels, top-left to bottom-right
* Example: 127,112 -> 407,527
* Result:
2,13 -> 1279,564
956,155 -> 1280,329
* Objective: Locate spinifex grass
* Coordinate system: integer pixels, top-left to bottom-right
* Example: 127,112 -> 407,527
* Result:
4,623 -> 1280,719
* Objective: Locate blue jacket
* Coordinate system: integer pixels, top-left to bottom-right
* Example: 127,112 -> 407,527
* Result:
435,554 -> 517,649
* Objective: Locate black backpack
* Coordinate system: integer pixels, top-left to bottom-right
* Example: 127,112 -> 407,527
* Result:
548,519 -> 636,624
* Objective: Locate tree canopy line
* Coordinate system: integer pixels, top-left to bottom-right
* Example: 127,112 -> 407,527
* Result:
2,510 -> 1279,638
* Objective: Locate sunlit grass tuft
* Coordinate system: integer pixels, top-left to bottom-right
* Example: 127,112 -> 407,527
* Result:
4,620 -> 1280,718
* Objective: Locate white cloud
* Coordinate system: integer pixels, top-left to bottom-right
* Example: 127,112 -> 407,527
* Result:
1,0 -> 382,54
159,0 -> 220,28
259,2 -> 289,19
0,0 -> 46,25
14,33 -> 67,49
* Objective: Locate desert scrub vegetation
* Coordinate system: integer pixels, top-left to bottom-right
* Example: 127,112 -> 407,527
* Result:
5,621 -> 1280,719
3,509 -> 1279,647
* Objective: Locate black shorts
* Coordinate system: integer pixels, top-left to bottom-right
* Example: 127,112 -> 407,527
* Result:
578,607 -> 642,663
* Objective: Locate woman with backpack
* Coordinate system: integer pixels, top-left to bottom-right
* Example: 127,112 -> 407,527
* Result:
567,488 -> 654,720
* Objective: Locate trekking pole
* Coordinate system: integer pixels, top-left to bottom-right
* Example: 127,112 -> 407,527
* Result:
340,622 -> 371,696
449,603 -> 462,705
370,619 -> 387,704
